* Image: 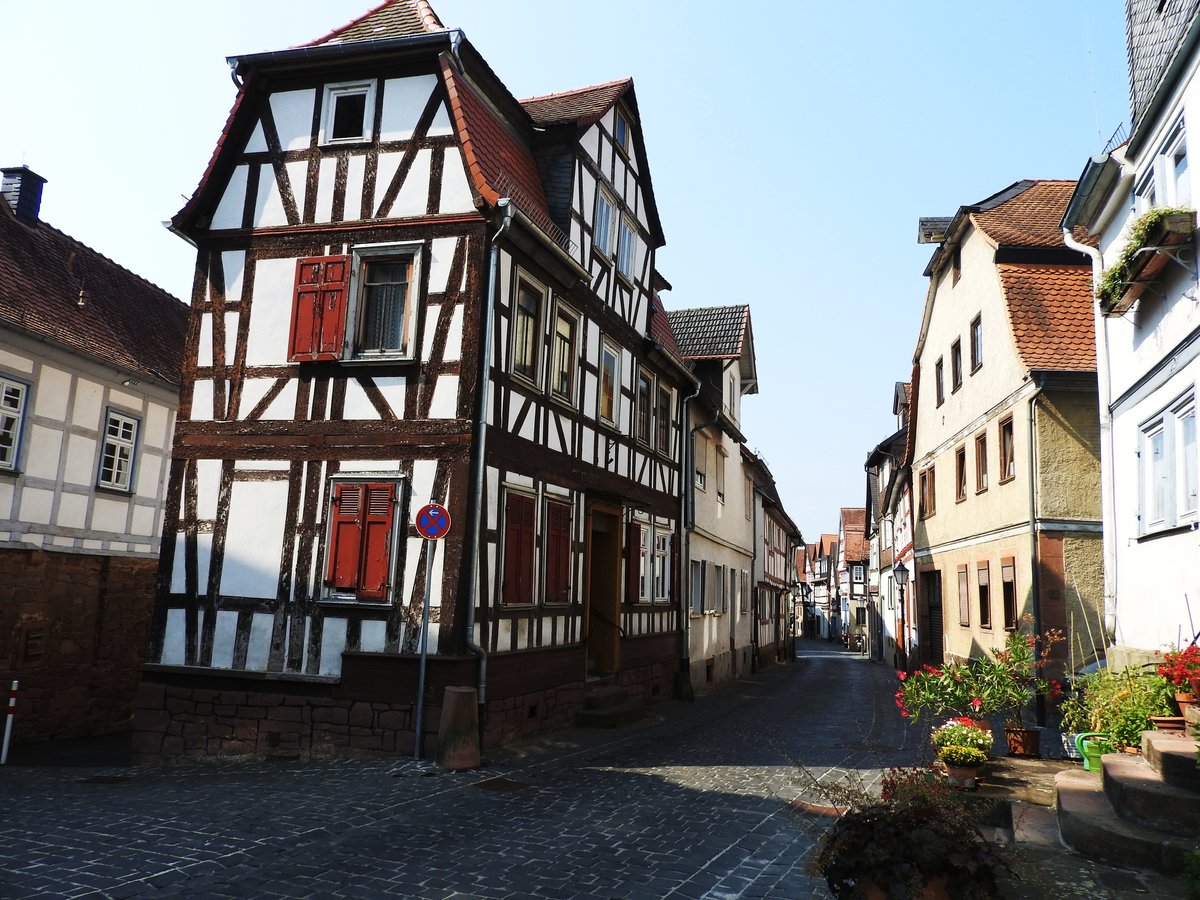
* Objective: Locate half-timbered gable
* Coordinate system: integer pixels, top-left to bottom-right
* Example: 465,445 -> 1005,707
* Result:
137,0 -> 691,761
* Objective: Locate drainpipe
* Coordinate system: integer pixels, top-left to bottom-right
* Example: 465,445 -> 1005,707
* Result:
462,198 -> 514,737
1062,227 -> 1117,647
1027,384 -> 1046,725
676,380 -> 701,700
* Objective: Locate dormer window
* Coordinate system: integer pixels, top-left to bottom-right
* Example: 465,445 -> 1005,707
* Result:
322,81 -> 376,145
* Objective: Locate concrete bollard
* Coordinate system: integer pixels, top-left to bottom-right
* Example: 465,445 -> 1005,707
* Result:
436,686 -> 480,770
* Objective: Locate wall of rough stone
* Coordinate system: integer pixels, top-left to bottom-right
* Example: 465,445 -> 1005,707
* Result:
0,548 -> 156,743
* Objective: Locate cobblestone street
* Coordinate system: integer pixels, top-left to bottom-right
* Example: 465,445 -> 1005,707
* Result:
0,641 -> 920,899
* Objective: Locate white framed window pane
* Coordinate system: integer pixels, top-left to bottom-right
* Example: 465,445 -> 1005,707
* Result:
552,312 -> 574,399
1148,427 -> 1166,524
0,380 -> 27,470
599,345 -> 618,422
1181,408 -> 1197,514
595,194 -> 614,256
99,412 -> 139,490
617,220 -> 635,278
1174,145 -> 1190,207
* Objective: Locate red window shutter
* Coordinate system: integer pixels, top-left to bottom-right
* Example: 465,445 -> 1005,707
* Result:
356,483 -> 395,601
326,484 -> 364,591
545,502 -> 571,603
625,523 -> 641,604
502,495 -> 535,605
289,255 -> 350,362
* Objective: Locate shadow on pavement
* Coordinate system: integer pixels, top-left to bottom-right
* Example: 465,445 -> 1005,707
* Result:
4,731 -> 132,767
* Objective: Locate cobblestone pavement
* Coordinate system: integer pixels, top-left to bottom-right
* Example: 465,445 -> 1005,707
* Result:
1,639 -> 921,899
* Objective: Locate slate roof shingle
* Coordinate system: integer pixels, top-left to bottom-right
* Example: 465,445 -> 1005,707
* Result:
307,0 -> 444,46
0,201 -> 187,387
998,263 -> 1096,372
664,305 -> 749,360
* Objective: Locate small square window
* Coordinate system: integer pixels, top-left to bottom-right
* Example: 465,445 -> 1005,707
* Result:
999,417 -> 1015,483
322,81 -> 376,144
975,433 -> 988,493
955,445 -> 967,502
614,109 -> 630,154
695,431 -> 708,490
325,480 -> 400,602
919,466 -> 936,519
98,410 -> 140,491
716,447 -> 727,504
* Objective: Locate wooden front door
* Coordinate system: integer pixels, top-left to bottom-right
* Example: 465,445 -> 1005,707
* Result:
585,503 -> 621,675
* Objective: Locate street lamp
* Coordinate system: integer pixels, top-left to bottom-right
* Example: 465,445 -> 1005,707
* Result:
893,560 -> 909,670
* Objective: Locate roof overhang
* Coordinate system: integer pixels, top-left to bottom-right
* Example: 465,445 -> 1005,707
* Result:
228,31 -> 454,76
1061,153 -> 1123,232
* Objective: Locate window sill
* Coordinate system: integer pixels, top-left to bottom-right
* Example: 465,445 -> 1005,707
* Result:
548,392 -> 577,413
976,486 -> 988,495
95,484 -> 135,498
998,475 -> 1015,486
970,364 -> 982,376
339,354 -> 419,366
1136,521 -> 1199,542
318,596 -> 391,608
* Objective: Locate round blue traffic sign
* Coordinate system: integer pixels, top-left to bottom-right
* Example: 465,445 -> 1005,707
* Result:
415,503 -> 451,540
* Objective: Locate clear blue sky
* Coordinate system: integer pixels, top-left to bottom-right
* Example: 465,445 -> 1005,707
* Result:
0,1 -> 1130,539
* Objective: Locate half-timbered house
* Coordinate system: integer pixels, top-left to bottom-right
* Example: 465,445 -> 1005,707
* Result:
134,0 -> 693,760
742,447 -> 801,668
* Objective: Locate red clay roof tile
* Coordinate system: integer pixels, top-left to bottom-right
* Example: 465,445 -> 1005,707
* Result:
998,263 -> 1096,372
972,180 -> 1097,249
306,0 -> 444,46
520,78 -> 632,128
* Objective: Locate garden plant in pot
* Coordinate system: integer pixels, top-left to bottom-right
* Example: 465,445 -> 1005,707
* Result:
938,745 -> 988,789
806,766 -> 1005,898
930,718 -> 994,758
1059,665 -> 1175,752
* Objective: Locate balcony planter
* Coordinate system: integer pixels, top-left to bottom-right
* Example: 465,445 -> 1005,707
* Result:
1097,207 -> 1196,315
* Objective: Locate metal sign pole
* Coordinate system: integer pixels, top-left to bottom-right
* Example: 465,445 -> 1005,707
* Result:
413,540 -> 435,759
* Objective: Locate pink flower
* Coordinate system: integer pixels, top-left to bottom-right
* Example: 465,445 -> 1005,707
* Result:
970,697 -> 982,710
897,671 -> 907,681
900,710 -> 909,718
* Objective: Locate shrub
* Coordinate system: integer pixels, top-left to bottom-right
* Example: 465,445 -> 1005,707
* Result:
1058,666 -> 1175,748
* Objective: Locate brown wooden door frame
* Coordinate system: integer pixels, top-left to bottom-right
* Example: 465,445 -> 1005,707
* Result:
584,500 -> 622,677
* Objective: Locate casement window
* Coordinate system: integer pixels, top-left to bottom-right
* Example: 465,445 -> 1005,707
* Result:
289,245 -> 421,363
1162,119 -> 1190,208
970,315 -> 983,372
955,446 -> 967,502
1139,393 -> 1198,532
852,564 -> 864,582
1001,557 -> 1017,629
957,564 -> 970,627
501,492 -> 536,605
551,307 -> 578,402
512,277 -> 544,383
653,531 -> 671,602
690,559 -> 705,614
1134,167 -> 1157,214
950,339 -> 962,392
695,430 -> 709,489
594,190 -> 616,258
977,562 -> 991,629
655,385 -> 671,452
544,499 -> 572,605
0,375 -> 29,472
614,108 -> 630,154
97,410 -> 139,491
636,371 -> 652,444
999,417 -> 1015,483
918,466 -> 935,519
715,447 -> 727,503
617,218 -> 636,280
599,342 -> 619,425
324,481 -> 398,602
856,607 -> 867,626
744,475 -> 754,520
975,432 -> 988,493
935,358 -> 944,406
715,564 -> 726,614
321,80 -> 376,144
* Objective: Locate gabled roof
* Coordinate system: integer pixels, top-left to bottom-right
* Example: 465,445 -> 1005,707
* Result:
0,201 -> 187,387
665,305 -> 749,359
306,0 -> 445,46
998,263 -> 1096,372
648,292 -> 681,356
521,78 -> 632,129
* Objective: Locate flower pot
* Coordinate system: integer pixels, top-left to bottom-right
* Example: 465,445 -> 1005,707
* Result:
1148,715 -> 1187,733
1175,691 -> 1197,717
944,765 -> 980,789
1004,725 -> 1041,758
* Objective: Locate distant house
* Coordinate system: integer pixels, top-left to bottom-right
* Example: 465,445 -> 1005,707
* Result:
911,180 -> 1102,669
838,507 -> 868,650
806,533 -> 838,640
1062,1 -> 1200,667
742,447 -> 802,667
666,304 -> 758,692
0,166 -> 187,743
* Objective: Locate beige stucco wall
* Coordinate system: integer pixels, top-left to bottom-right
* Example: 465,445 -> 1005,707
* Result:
1035,391 -> 1101,521
1059,532 -> 1105,667
929,536 -> 1032,662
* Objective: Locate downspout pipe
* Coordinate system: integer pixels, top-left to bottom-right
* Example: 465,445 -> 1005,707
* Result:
1063,227 -> 1117,647
1027,384 -> 1046,725
676,379 -> 701,701
463,198 -> 514,735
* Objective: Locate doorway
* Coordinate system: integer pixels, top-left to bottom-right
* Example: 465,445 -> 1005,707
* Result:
585,503 -> 622,676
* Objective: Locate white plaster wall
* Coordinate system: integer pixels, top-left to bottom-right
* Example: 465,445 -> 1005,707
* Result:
270,89 -> 315,152
440,148 -> 473,213
254,167 -> 287,228
211,165 -> 248,230
315,156 -> 337,223
34,366 -> 70,420
211,610 -> 239,669
380,75 -> 446,141
222,481 -> 288,598
245,258 -> 296,366
444,305 -> 463,361
245,121 -> 267,154
392,149 -> 431,218
429,375 -> 458,419
341,380 -> 381,420
345,154 -> 366,221
428,238 -> 456,293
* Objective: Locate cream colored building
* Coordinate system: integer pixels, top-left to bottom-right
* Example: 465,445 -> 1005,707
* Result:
911,182 -> 1104,669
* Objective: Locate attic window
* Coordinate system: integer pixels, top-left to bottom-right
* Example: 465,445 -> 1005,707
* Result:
614,109 -> 630,154
322,81 -> 376,144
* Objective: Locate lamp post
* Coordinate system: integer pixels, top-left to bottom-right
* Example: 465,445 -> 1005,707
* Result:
893,559 -> 909,670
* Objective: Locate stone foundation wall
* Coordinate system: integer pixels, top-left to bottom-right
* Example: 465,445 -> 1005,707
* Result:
0,548 -> 156,743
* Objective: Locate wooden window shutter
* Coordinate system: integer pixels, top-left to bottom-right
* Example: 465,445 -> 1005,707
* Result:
625,522 -> 641,603
326,484 -> 364,591
545,501 -> 571,603
289,255 -> 350,362
502,494 -> 535,605
356,483 -> 396,600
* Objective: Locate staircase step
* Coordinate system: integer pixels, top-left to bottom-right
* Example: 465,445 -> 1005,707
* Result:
575,698 -> 645,728
1056,768 -> 1193,875
1102,750 -> 1200,830
1143,731 -> 1200,791
582,685 -> 630,710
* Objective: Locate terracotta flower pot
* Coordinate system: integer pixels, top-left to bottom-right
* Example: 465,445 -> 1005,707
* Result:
1175,691 -> 1197,717
1148,715 -> 1187,733
944,765 -> 980,789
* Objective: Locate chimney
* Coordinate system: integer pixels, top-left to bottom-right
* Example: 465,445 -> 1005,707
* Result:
1,166 -> 47,226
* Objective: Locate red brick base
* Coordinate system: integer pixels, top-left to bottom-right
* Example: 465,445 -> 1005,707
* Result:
0,548 -> 156,744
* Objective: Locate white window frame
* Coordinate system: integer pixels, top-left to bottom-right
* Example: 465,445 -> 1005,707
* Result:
1134,167 -> 1157,214
345,241 -> 423,362
613,108 -> 631,155
694,430 -> 708,490
1164,119 -> 1190,208
97,408 -> 140,492
0,374 -> 30,473
1139,390 -> 1199,533
852,564 -> 864,583
510,271 -> 547,386
320,80 -> 377,145
653,530 -> 670,603
598,340 -> 620,426
617,217 -> 636,280
690,560 -> 704,615
594,190 -> 617,258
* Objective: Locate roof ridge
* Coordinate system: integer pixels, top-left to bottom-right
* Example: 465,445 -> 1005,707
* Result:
665,302 -> 750,316
305,0 -> 445,47
519,77 -> 632,105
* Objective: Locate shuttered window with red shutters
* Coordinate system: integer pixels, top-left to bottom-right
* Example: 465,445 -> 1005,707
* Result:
290,255 -> 350,361
544,500 -> 572,605
325,481 -> 396,601
501,493 -> 536,605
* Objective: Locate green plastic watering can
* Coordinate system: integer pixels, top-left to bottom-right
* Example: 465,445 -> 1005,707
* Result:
1074,732 -> 1114,772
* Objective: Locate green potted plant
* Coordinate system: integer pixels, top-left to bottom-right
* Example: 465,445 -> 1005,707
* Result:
938,745 -> 988,789
806,766 -> 1005,898
1064,666 -> 1175,750
1157,644 -> 1200,714
930,718 -> 994,757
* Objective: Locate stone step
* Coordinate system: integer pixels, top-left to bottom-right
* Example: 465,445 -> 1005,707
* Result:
1056,768 -> 1193,876
582,685 -> 629,711
1143,730 -> 1200,792
575,698 -> 645,728
1102,750 -> 1200,831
